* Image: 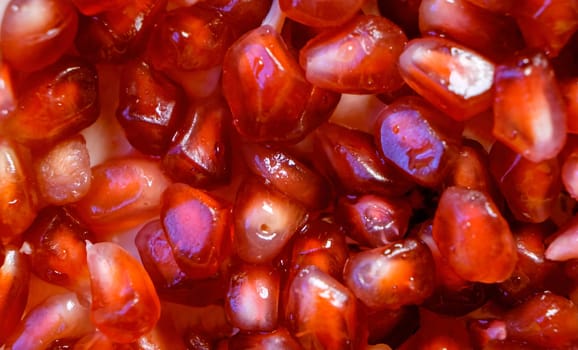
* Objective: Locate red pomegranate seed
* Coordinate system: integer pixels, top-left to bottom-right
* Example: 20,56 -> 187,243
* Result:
228,327 -> 301,349
374,96 -> 459,187
0,139 -> 38,244
497,224 -> 557,304
493,50 -> 567,163
75,0 -> 166,63
234,176 -> 308,263
562,148 -> 578,200
162,96 -> 231,188
4,57 -> 100,148
504,291 -> 578,347
0,0 -> 78,72
242,143 -> 330,210
0,62 -> 15,117
71,157 -> 170,234
336,194 -> 412,248
279,0 -> 363,27
116,60 -> 185,156
315,122 -> 414,196
299,15 -> 407,94
225,264 -> 280,332
147,5 -> 234,72
87,241 -> 161,343
344,238 -> 436,310
23,207 -> 92,302
134,219 -> 187,289
512,0 -> 578,58
445,139 -> 495,194
285,266 -> 367,349
399,37 -> 495,121
433,186 -> 518,283
545,216 -> 578,261
33,135 -> 92,206
377,0 -> 421,38
0,246 -> 30,345
202,0 -> 272,35
489,141 -> 561,223
70,0 -> 121,15
561,78 -> 578,134
160,183 -> 230,279
289,218 -> 349,280
222,25 -> 340,143
467,318 -> 508,348
7,293 -> 92,349
418,0 -> 523,61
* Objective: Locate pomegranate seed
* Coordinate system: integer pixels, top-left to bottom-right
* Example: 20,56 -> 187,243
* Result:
234,176 -> 308,264
228,327 -> 301,349
433,186 -> 518,283
545,216 -> 578,261
23,207 -> 92,302
374,96 -> 459,187
316,122 -> 414,196
242,143 -> 330,210
225,264 -> 280,331
222,25 -> 340,143
202,0 -> 272,35
468,318 -> 508,348
336,194 -> 412,248
399,37 -> 495,121
87,241 -> 161,343
33,135 -> 92,206
512,0 -> 578,57
445,139 -> 495,194
0,0 -> 78,72
504,291 -> 578,347
561,78 -> 578,134
289,218 -> 349,280
285,266 -> 367,348
0,246 -> 30,345
299,15 -> 407,94
162,96 -> 232,188
493,50 -> 567,162
134,219 -> 187,289
7,293 -> 92,349
71,157 -> 170,234
75,0 -> 166,62
418,0 -> 523,61
4,57 -> 100,148
0,139 -> 38,244
0,62 -> 16,117
116,60 -> 186,156
279,0 -> 363,27
344,238 -> 436,310
489,141 -> 561,223
562,147 -> 578,200
147,5 -> 234,73
73,330 -> 115,349
160,183 -> 230,279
